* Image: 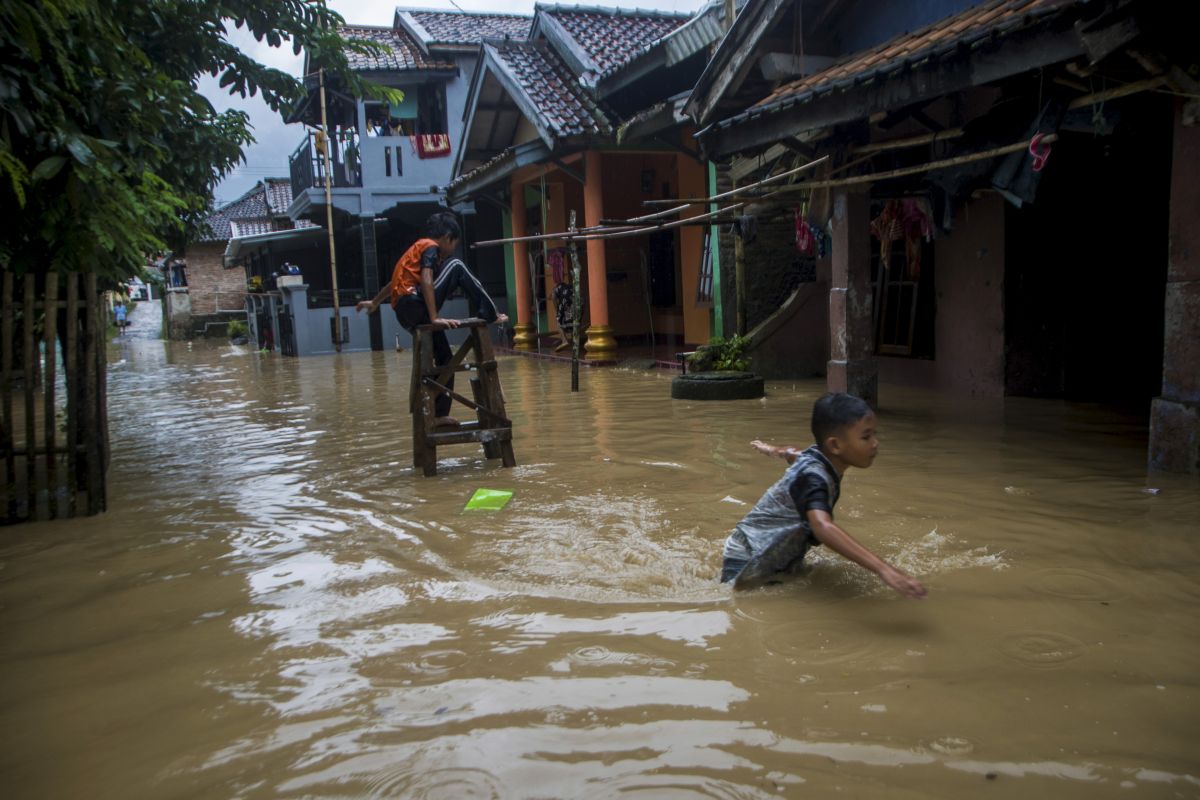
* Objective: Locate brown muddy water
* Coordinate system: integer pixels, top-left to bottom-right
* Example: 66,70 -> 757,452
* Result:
1,309 -> 1198,799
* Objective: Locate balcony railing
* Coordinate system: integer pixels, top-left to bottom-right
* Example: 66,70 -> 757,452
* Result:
289,130 -> 362,193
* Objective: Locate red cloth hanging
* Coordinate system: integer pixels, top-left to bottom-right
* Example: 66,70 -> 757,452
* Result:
415,134 -> 451,159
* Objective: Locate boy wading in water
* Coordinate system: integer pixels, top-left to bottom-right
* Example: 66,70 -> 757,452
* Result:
721,392 -> 927,599
357,212 -> 507,427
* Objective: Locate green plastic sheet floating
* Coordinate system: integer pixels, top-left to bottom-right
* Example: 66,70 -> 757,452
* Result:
465,488 -> 513,511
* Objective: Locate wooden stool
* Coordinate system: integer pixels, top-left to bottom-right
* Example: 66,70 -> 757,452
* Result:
410,318 -> 516,476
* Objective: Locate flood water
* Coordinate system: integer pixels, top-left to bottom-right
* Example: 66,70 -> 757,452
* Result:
1,301 -> 1197,799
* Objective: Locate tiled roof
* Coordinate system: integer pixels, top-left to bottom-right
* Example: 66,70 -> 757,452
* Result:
490,40 -> 613,138
541,5 -> 689,74
338,24 -> 452,71
745,0 -> 1079,120
203,180 -> 314,243
263,178 -> 294,216
229,219 -> 276,238
403,10 -> 531,46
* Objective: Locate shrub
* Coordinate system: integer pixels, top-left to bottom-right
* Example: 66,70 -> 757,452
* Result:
687,334 -> 751,372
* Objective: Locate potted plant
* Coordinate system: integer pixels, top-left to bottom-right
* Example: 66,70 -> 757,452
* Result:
672,334 -> 764,400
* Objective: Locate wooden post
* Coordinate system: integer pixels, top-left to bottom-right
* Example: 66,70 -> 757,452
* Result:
733,184 -> 746,336
567,210 -> 581,392
2,272 -> 13,522
65,274 -> 78,517
43,274 -> 58,518
828,189 -> 877,406
84,273 -> 101,515
23,273 -> 35,519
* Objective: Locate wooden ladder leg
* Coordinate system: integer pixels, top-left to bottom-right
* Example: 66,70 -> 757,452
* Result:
475,327 -> 515,468
412,330 -> 439,476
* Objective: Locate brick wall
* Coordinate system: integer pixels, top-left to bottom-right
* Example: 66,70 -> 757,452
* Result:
186,242 -> 246,317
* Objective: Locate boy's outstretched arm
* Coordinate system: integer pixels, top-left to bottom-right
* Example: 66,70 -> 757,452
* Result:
751,440 -> 803,463
806,509 -> 927,598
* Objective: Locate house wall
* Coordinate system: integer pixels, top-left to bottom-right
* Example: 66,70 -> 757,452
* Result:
1149,100 -> 1200,472
677,152 -> 711,347
877,195 -> 1005,396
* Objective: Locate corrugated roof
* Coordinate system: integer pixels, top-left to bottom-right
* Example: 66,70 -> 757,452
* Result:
490,40 -> 614,138
339,24 -> 453,71
403,10 -> 531,47
738,0 -> 1080,124
541,5 -> 689,74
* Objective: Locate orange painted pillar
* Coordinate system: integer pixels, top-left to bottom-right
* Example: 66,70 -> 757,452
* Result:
582,150 -> 616,358
510,177 -> 536,349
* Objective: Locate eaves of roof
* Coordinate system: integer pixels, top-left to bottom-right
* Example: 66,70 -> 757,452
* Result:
446,138 -> 555,204
700,0 -> 1095,149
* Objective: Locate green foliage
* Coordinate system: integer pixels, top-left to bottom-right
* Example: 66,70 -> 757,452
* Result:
687,335 -> 752,372
0,0 -> 392,281
227,319 -> 249,338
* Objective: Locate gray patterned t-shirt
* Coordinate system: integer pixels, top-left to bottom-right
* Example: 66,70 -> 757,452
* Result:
721,446 -> 841,586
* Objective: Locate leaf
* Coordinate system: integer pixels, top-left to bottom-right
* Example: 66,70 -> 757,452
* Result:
66,137 -> 94,165
31,155 -> 67,182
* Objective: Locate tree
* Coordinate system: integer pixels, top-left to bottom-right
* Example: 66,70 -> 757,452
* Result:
0,0 -> 388,281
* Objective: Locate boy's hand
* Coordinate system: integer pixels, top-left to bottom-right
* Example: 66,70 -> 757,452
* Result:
355,300 -> 375,314
750,439 -> 775,457
879,566 -> 927,599
432,317 -> 460,329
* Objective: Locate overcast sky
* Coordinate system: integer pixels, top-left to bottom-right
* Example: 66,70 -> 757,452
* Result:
204,0 -> 706,206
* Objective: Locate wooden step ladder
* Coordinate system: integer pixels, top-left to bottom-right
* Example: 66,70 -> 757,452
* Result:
410,319 -> 516,476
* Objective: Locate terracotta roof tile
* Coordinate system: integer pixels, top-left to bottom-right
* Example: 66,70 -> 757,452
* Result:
543,6 -> 688,74
491,40 -> 612,138
339,25 -> 453,71
203,180 -> 309,243
406,10 -> 531,45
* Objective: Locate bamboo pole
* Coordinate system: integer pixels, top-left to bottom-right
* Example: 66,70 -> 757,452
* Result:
473,203 -> 743,248
318,68 -> 342,352
1,272 -> 12,522
645,135 -> 1058,204
65,274 -> 77,517
642,154 -> 829,206
852,127 -> 964,155
23,273 -> 35,519
84,273 -> 100,516
43,273 -> 57,518
733,192 -> 746,336
567,210 -> 581,392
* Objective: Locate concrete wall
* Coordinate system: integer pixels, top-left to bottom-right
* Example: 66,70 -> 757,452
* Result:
880,195 -> 1005,396
877,195 -> 1003,394
1149,101 -> 1200,472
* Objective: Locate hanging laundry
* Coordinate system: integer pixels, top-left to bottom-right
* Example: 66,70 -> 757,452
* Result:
869,200 -> 904,270
795,207 -> 814,255
415,133 -> 451,159
900,198 -> 934,281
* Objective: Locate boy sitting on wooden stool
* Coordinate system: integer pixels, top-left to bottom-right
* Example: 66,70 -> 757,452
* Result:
357,212 -> 507,427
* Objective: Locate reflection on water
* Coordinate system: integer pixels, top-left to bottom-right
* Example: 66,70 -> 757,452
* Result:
0,325 -> 1197,798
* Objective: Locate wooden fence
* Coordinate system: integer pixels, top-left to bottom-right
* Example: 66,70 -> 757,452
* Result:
0,271 -> 109,523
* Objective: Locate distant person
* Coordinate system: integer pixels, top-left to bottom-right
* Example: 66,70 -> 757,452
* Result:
357,212 -> 507,427
720,392 -> 927,598
114,301 -> 127,334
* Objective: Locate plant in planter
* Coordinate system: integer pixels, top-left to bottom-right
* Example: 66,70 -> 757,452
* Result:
673,334 -> 763,400
687,334 -> 751,373
227,320 -> 249,345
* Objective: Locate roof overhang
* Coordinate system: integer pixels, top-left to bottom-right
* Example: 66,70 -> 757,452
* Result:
698,1 -> 1136,158
223,226 -> 324,266
446,137 -> 556,205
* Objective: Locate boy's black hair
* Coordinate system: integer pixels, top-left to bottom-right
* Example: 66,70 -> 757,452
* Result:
812,392 -> 873,445
425,212 -> 461,241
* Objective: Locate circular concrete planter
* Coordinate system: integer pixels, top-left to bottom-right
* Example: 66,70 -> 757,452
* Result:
671,371 -> 765,401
